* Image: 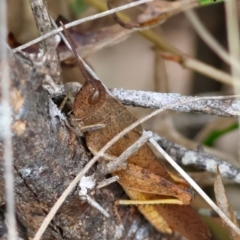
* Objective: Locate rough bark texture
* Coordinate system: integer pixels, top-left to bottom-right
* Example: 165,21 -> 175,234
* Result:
0,51 -> 184,239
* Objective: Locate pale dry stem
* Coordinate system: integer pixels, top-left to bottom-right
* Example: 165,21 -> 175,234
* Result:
199,208 -> 240,221
224,0 -> 240,163
79,194 -> 110,218
0,0 -> 17,239
13,0 -> 154,53
101,130 -> 153,174
149,137 -> 240,236
184,8 -> 240,72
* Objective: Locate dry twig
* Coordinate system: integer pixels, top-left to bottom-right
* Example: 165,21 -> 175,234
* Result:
47,83 -> 240,118
111,88 -> 240,118
153,134 -> 240,184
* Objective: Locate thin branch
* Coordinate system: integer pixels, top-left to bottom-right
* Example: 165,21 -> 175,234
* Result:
153,134 -> 240,184
149,137 -> 240,235
33,94 -> 240,240
29,0 -> 53,52
13,0 -> 153,53
47,83 -> 240,118
29,0 -> 60,83
0,1 -> 17,239
111,88 -> 240,118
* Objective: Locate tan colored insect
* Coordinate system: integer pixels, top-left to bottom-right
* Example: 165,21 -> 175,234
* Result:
61,24 -> 211,240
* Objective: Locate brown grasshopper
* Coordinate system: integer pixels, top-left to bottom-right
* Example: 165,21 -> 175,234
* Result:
61,24 -> 211,240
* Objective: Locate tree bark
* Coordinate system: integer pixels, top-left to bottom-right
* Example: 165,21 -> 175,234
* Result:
0,50 -> 181,240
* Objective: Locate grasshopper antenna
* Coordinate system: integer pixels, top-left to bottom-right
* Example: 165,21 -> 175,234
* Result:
60,22 -> 93,83
58,21 -> 113,96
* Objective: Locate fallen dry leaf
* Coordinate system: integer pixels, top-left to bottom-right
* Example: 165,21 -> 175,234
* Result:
214,167 -> 240,240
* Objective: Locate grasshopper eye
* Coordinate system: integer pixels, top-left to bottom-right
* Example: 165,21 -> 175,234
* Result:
90,89 -> 100,102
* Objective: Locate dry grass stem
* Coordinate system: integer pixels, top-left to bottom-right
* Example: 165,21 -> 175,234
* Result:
0,0 -> 17,239
224,0 -> 240,163
102,131 -> 153,174
149,137 -> 240,236
13,0 -> 153,53
225,0 -> 240,83
183,57 -> 240,88
184,8 -> 240,72
199,209 -> 240,221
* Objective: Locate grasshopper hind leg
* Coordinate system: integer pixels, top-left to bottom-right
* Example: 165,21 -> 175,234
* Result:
113,196 -> 183,234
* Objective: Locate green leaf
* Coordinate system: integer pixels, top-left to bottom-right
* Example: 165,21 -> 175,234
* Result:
203,122 -> 238,146
71,0 -> 88,16
199,0 -> 224,6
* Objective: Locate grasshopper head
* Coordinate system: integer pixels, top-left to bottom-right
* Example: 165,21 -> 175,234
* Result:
73,79 -> 106,121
